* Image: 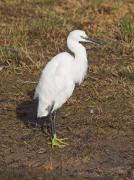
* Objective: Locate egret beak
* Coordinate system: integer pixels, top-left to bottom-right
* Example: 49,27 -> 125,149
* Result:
82,36 -> 106,45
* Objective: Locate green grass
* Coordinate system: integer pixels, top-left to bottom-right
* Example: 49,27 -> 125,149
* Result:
30,15 -> 63,31
0,46 -> 20,60
0,0 -> 5,5
119,14 -> 134,42
30,0 -> 56,5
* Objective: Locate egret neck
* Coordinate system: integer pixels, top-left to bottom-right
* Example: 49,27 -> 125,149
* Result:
67,37 -> 88,85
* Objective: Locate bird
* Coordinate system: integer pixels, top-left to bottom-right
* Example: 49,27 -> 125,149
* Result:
34,30 -> 102,148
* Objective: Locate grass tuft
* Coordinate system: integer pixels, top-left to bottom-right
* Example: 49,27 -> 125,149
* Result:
0,46 -> 22,65
119,14 -> 134,42
30,15 -> 63,31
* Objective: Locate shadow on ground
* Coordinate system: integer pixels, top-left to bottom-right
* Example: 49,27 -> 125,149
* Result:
16,90 -> 50,133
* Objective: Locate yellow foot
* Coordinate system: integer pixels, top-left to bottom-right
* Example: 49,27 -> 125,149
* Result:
51,134 -> 68,148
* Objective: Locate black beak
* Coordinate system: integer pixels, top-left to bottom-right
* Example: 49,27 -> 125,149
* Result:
81,36 -> 106,45
87,37 -> 106,45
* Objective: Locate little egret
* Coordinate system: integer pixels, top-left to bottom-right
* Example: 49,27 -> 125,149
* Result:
34,30 -> 102,148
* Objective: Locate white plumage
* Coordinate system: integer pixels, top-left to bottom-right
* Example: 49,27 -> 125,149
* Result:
34,30 -> 91,118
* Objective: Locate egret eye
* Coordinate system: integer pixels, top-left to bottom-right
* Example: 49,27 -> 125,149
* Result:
80,35 -> 89,41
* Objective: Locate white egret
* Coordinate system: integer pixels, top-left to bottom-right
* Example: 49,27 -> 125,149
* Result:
34,30 -> 102,148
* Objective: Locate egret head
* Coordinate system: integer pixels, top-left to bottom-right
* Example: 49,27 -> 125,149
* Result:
68,30 -> 104,45
68,30 -> 89,42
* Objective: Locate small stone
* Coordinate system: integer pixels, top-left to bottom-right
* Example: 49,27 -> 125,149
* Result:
90,109 -> 94,114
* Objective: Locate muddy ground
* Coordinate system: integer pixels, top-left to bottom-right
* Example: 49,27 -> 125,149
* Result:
0,0 -> 134,179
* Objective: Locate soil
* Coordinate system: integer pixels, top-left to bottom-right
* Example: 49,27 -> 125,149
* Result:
0,50 -> 134,179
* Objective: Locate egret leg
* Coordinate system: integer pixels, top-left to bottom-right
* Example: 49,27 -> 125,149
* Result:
49,111 -> 68,148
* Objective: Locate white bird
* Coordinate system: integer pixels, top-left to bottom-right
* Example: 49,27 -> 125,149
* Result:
34,30 -> 101,148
